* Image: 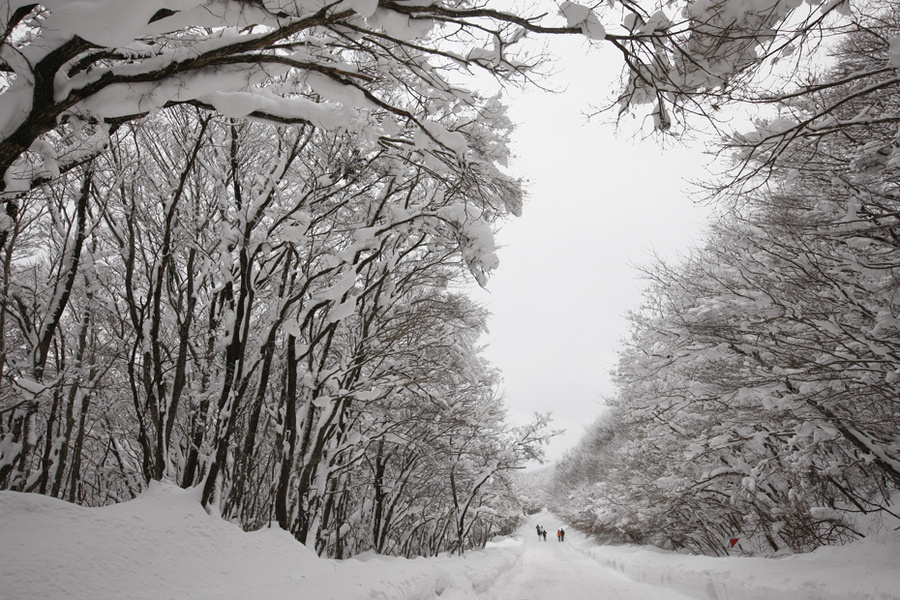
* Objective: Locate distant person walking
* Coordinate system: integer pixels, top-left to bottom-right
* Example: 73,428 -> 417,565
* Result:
557,529 -> 562,542
536,525 -> 542,540
560,528 -> 565,542
541,528 -> 547,541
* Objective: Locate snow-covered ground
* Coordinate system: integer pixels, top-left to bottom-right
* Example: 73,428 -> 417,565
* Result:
2,484 -> 899,600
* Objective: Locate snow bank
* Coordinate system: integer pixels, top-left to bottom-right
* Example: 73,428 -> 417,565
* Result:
584,535 -> 900,600
0,483 -> 520,600
6,487 -> 896,600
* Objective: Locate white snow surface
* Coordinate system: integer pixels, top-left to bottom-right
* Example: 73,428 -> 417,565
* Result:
1,484 -> 899,600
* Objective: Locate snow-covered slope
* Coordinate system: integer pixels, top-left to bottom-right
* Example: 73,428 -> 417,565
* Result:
1,486 -> 898,600
581,528 -> 900,600
0,483 -> 519,600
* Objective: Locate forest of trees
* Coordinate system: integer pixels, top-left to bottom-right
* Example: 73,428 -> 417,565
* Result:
552,2 -> 900,557
1,0 -> 894,559
0,0 -> 559,557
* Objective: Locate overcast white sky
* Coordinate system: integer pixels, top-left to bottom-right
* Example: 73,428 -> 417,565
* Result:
470,36 -> 716,462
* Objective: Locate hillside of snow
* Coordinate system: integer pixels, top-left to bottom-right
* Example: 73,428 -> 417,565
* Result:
0,483 -> 519,600
1,484 -> 898,600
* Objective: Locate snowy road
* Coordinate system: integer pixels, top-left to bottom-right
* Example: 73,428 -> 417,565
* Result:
490,514 -> 697,600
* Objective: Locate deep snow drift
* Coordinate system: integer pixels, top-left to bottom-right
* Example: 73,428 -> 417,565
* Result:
1,484 -> 898,600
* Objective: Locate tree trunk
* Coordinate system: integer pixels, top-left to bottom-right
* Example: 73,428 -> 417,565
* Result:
275,335 -> 299,529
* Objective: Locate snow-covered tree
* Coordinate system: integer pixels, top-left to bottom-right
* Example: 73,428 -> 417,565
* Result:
0,86 -> 546,554
722,0 -> 900,188
0,0 -> 862,238
553,2 -> 900,557
1,0 -> 884,557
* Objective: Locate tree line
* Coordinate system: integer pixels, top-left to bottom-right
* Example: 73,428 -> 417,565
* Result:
552,1 -> 900,556
1,97 -> 558,555
0,0 -> 869,557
